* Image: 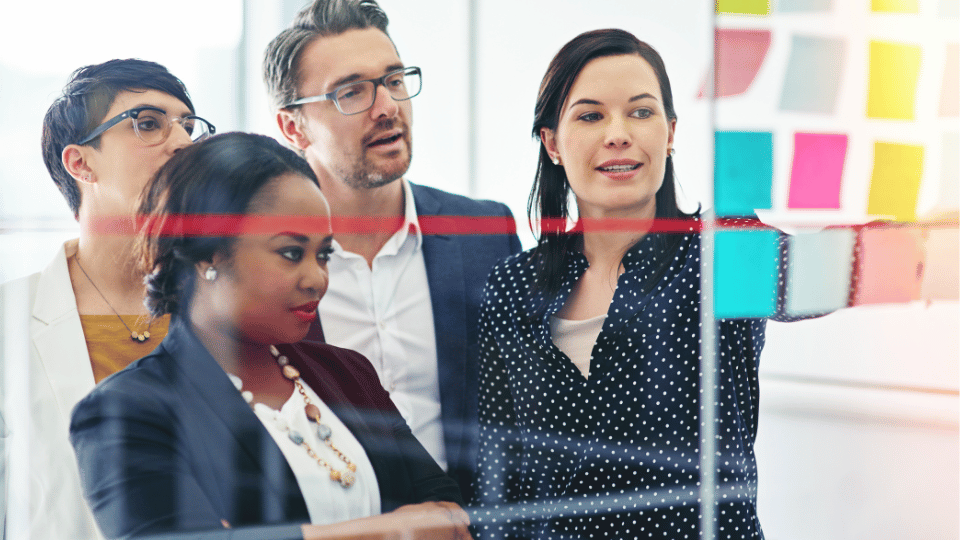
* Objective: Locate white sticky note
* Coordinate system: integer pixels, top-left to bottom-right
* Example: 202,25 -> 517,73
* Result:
786,229 -> 857,315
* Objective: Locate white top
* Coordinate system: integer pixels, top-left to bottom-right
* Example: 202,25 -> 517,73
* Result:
549,314 -> 607,379
228,374 -> 381,524
318,179 -> 446,470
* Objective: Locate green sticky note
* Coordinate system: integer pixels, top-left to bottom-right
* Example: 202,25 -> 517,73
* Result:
714,230 -> 780,318
717,0 -> 771,14
714,131 -> 774,217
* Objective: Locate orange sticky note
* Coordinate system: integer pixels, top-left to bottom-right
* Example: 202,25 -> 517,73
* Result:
940,43 -> 959,117
700,30 -> 772,99
872,0 -> 919,12
867,142 -> 924,222
853,226 -> 925,305
867,41 -> 922,120
921,227 -> 960,300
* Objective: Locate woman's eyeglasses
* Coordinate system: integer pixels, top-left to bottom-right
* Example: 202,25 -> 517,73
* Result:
77,106 -> 216,146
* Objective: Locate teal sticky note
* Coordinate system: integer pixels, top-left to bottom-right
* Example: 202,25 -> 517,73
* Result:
780,0 -> 832,11
780,35 -> 845,114
714,131 -> 774,217
714,230 -> 780,318
785,229 -> 856,316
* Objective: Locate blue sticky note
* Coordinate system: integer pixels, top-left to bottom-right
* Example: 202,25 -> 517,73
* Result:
714,131 -> 774,217
780,35 -> 845,114
714,230 -> 780,318
785,229 -> 856,316
780,0 -> 832,11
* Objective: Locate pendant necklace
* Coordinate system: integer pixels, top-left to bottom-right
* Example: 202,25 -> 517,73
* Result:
75,253 -> 151,342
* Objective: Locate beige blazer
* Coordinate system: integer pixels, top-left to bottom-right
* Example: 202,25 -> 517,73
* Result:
0,239 -> 104,540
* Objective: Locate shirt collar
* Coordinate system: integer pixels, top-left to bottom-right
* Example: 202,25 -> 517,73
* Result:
330,177 -> 422,259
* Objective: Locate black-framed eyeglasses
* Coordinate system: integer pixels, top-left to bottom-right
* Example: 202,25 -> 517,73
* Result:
77,106 -> 216,146
285,66 -> 422,115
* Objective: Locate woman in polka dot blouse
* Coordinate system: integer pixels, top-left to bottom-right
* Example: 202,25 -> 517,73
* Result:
474,29 -> 793,540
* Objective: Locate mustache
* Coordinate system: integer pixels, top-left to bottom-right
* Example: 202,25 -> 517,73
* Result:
361,119 -> 407,146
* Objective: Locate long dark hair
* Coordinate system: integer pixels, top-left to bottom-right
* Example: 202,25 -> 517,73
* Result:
528,29 -> 694,296
136,132 -> 319,318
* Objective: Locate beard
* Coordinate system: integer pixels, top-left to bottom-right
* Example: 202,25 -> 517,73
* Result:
338,119 -> 413,190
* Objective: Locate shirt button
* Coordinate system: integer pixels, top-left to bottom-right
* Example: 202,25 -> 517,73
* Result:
378,320 -> 386,330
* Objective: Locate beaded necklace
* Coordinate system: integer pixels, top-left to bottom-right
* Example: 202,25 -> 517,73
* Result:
235,345 -> 357,488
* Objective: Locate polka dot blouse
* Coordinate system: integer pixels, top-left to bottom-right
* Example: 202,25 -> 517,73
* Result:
474,223 -> 796,540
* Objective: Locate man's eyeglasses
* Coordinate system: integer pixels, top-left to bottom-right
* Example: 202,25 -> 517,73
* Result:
285,66 -> 422,115
77,106 -> 216,146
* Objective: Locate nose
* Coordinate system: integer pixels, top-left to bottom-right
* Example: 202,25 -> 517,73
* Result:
604,117 -> 632,148
301,258 -> 330,299
368,83 -> 400,119
167,121 -> 193,152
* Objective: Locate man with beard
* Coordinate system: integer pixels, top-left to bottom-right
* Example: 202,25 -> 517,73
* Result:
263,0 -> 521,503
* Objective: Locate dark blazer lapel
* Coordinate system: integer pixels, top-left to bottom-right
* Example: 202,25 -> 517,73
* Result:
163,318 -> 309,522
411,184 -> 468,472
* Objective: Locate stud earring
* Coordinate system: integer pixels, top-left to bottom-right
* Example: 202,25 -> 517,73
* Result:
204,267 -> 218,281
669,148 -> 676,156
551,156 -> 561,166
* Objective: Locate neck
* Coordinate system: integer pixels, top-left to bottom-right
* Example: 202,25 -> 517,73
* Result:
72,215 -> 146,314
579,205 -> 655,273
318,175 -> 406,266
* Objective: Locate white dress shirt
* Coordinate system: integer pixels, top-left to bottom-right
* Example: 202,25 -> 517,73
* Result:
319,179 -> 447,470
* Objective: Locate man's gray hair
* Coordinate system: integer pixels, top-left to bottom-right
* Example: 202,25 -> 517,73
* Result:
263,0 -> 390,111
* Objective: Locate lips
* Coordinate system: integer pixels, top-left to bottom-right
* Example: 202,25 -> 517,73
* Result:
367,131 -> 403,147
596,159 -> 642,172
291,301 -> 319,323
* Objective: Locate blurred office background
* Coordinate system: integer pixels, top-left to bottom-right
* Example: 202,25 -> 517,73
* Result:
0,0 -> 956,538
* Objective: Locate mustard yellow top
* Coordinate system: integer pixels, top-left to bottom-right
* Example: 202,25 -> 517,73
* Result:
80,315 -> 171,383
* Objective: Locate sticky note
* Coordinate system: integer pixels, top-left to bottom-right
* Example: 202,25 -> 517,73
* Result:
941,0 -> 959,18
920,227 -> 959,300
786,229 -> 856,315
716,0 -> 770,14
940,43 -> 959,117
872,0 -> 919,12
934,132 -> 959,211
779,0 -> 831,11
714,230 -> 780,318
787,133 -> 848,209
867,142 -> 924,222
700,30 -> 772,98
715,131 -> 773,216
853,226 -> 924,305
780,35 -> 844,114
867,40 -> 922,120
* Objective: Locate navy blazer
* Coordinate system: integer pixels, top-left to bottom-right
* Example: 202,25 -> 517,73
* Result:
408,183 -> 522,503
70,318 -> 462,539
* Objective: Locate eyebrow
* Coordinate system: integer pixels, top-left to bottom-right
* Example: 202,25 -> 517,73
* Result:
130,103 -> 194,117
329,64 -> 406,89
569,93 -> 659,108
272,232 -> 309,243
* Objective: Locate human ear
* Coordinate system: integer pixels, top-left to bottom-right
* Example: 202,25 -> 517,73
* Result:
540,127 -> 561,164
667,119 -> 677,151
62,145 -> 95,184
277,110 -> 311,150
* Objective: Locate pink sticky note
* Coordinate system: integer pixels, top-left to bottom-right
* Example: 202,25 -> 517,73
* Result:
921,227 -> 959,300
787,133 -> 848,209
853,226 -> 925,305
699,29 -> 772,99
940,43 -> 959,117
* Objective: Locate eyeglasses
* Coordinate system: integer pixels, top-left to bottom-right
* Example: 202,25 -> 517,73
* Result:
77,106 -> 216,146
285,66 -> 422,115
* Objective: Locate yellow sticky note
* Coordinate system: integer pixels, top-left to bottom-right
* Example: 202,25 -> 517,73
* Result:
872,0 -> 919,12
717,0 -> 770,15
867,41 -> 922,120
867,142 -> 924,221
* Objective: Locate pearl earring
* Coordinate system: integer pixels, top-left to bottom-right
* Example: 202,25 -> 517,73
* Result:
669,148 -> 676,156
204,267 -> 218,281
551,156 -> 560,166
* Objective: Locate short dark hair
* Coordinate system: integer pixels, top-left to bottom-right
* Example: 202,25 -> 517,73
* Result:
528,29 -> 693,295
137,132 -> 320,318
262,0 -> 390,111
40,59 -> 195,217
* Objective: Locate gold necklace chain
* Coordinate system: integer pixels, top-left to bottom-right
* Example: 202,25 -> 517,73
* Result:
74,253 -> 151,342
269,345 -> 357,488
